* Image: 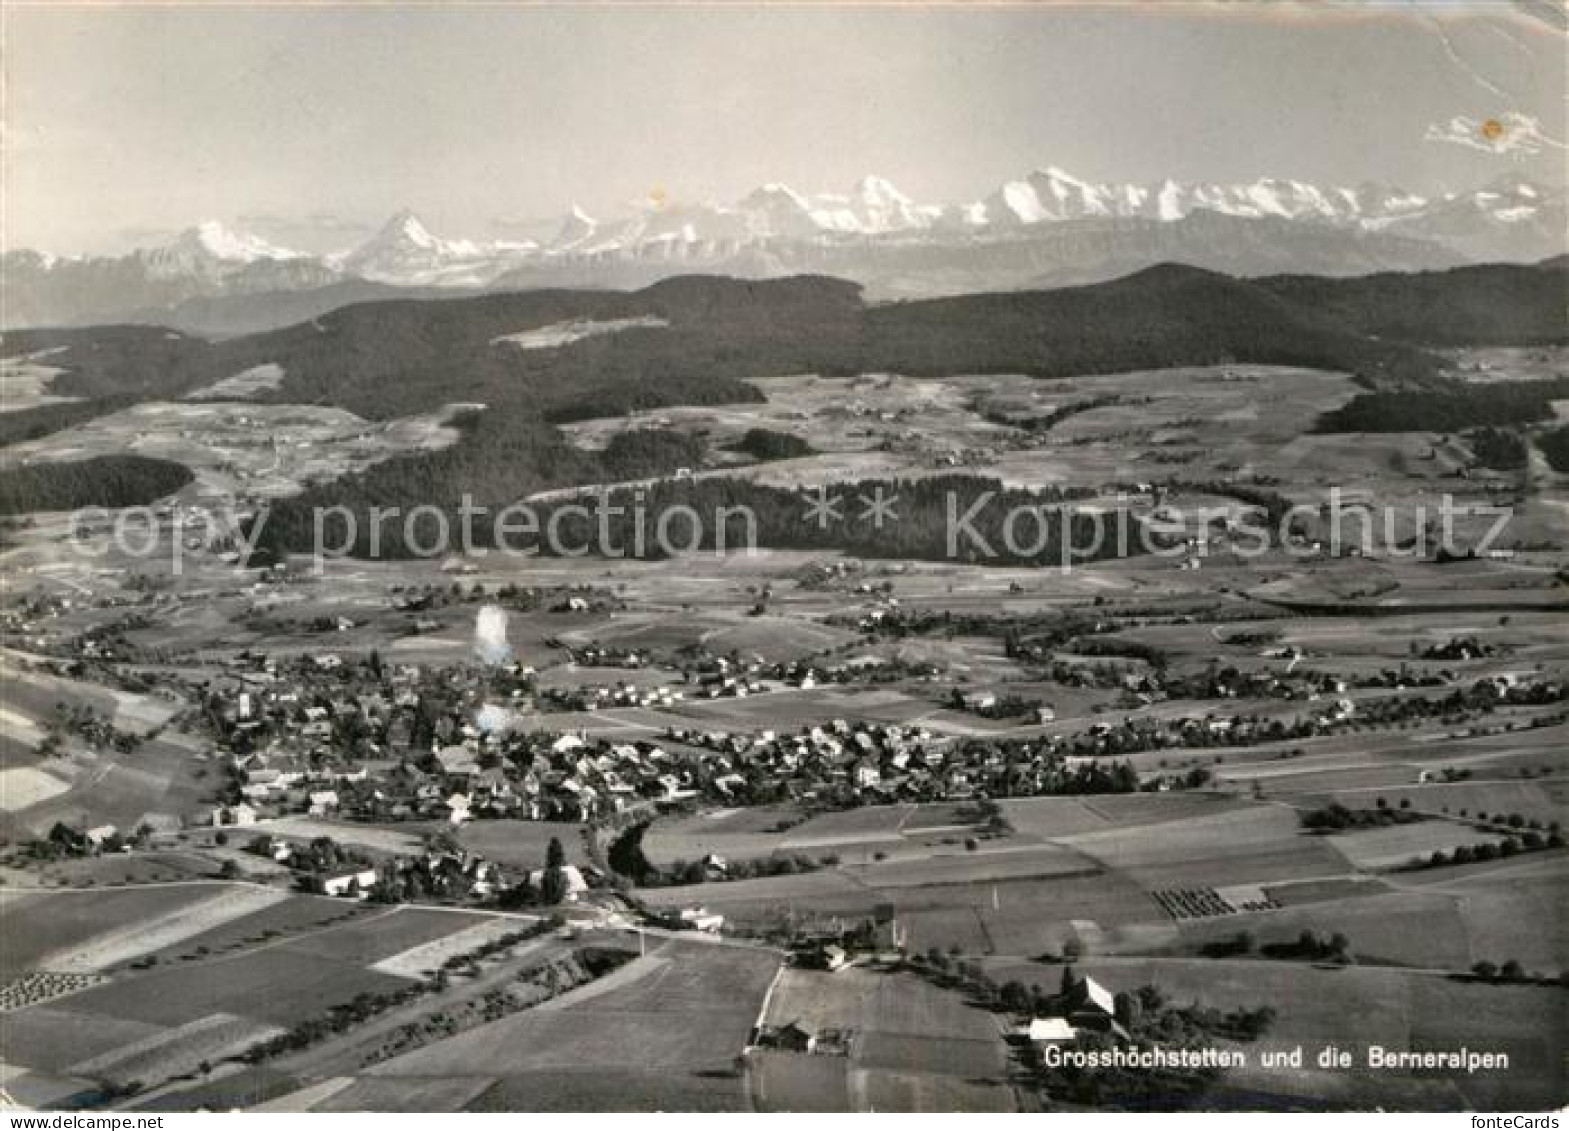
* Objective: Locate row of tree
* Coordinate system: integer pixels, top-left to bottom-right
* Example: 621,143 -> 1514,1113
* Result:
1315,377 -> 1569,433
257,473 -> 1153,566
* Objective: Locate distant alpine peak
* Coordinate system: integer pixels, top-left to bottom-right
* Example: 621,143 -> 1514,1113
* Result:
746,182 -> 810,206
854,175 -> 913,202
789,174 -> 935,235
332,208 -> 520,285
375,209 -> 440,249
550,205 -> 598,251
175,220 -> 301,263
1031,165 -> 1093,187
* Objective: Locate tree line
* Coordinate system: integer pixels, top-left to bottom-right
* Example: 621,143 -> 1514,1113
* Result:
0,454 -> 192,515
1315,378 -> 1569,433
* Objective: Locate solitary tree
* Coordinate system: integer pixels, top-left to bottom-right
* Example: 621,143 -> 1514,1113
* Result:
1113,991 -> 1142,1028
541,865 -> 569,906
999,980 -> 1031,1013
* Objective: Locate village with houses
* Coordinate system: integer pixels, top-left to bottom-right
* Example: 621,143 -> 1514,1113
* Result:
5,513 -> 1566,1113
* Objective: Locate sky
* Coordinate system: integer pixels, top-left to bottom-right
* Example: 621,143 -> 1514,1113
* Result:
3,1 -> 1564,255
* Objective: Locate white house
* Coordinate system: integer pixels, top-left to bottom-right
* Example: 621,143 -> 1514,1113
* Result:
1063,975 -> 1117,1021
1027,1017 -> 1078,1046
435,744 -> 479,777
212,803 -> 258,827
551,734 -> 585,755
321,868 -> 379,898
678,906 -> 725,934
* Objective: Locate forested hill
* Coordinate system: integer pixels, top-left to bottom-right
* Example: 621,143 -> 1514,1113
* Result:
859,263 -> 1442,387
1255,257 -> 1568,347
0,325 -> 218,401
7,261 -> 1566,553
9,260 -> 1565,430
0,454 -> 193,515
204,263 -> 1464,412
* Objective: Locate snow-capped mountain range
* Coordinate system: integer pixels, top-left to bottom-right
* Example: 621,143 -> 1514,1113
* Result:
315,169 -> 1560,284
137,220 -> 303,281
4,167 -> 1562,330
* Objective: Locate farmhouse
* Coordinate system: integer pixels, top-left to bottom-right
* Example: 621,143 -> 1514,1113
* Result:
321,867 -> 379,898
801,943 -> 851,971
766,1022 -> 817,1053
211,802 -> 258,827
436,744 -> 481,779
253,836 -> 295,863
869,905 -> 906,953
1027,1017 -> 1078,1047
1062,974 -> 1119,1030
677,906 -> 725,934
